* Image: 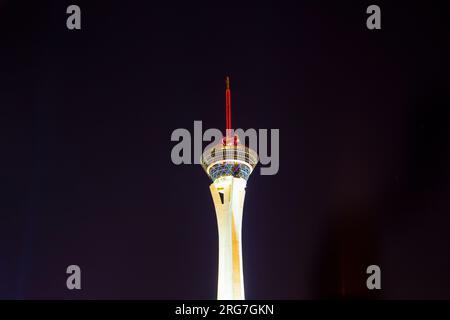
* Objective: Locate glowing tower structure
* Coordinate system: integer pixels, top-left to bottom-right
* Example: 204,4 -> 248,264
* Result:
201,77 -> 258,300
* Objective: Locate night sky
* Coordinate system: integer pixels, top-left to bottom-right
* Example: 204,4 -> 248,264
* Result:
1,1 -> 450,299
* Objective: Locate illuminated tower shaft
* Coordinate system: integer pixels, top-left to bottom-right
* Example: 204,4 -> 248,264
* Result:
201,77 -> 258,300
210,177 -> 246,299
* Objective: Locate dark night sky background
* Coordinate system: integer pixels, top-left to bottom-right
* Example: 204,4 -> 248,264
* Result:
1,1 -> 449,299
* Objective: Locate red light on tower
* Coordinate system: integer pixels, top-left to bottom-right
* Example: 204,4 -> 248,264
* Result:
223,76 -> 239,146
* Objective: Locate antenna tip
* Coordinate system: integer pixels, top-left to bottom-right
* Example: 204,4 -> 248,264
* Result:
226,76 -> 230,89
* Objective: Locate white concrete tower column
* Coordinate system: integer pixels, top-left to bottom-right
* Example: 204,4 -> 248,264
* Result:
209,177 -> 247,300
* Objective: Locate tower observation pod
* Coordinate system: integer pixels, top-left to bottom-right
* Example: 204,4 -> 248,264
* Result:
200,77 -> 258,300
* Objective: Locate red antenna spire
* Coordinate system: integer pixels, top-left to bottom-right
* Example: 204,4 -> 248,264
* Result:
225,76 -> 232,138
223,76 -> 238,146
